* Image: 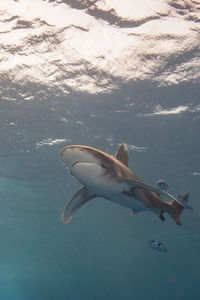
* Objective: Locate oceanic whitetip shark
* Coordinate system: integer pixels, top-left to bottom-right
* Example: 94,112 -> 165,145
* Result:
60,144 -> 184,225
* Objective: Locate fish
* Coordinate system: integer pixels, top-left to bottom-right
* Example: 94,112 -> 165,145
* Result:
60,143 -> 184,225
156,179 -> 169,190
149,240 -> 168,254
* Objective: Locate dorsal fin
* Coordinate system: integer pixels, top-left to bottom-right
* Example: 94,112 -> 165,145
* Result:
115,143 -> 128,167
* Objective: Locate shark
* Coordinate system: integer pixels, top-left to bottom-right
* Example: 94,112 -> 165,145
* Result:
60,143 -> 184,225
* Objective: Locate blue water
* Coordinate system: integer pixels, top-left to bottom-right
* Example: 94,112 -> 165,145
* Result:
0,1 -> 200,299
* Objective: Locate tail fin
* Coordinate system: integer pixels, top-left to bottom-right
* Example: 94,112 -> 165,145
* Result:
183,192 -> 190,202
169,200 -> 184,225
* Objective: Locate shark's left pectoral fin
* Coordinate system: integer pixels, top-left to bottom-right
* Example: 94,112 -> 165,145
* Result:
115,143 -> 129,167
62,186 -> 97,224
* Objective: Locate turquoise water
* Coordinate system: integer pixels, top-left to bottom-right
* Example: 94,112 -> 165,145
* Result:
1,85 -> 199,299
0,1 -> 200,299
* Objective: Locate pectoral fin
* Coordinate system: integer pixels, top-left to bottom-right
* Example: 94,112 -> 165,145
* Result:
115,143 -> 128,167
121,177 -> 184,225
62,186 -> 97,224
121,177 -> 182,203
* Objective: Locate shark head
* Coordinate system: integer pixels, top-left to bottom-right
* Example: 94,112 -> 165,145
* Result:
60,145 -> 98,170
60,145 -> 117,194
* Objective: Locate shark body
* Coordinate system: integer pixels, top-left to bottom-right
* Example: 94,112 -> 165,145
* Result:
60,144 -> 184,225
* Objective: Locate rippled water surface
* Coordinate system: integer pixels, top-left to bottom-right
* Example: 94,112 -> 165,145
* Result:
0,1 -> 200,299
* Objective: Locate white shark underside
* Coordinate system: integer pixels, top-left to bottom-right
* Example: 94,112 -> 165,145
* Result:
60,144 -> 184,225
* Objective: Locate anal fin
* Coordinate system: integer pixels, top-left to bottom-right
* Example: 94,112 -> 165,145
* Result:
131,209 -> 139,216
159,211 -> 165,221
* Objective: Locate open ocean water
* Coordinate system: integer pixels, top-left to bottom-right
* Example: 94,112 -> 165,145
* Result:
0,0 -> 200,299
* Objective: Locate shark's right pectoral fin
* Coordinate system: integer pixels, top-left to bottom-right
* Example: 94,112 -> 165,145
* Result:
121,177 -> 184,225
62,186 -> 97,224
121,177 -> 180,203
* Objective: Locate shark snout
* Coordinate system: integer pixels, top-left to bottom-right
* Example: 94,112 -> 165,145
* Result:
60,147 -> 67,157
60,145 -> 98,169
60,146 -> 80,169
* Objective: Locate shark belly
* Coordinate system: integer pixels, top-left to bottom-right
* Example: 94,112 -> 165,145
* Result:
72,161 -> 120,194
72,161 -> 149,212
106,190 -> 151,212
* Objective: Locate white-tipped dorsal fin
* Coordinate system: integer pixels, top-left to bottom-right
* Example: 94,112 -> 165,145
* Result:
62,186 -> 97,224
115,143 -> 128,167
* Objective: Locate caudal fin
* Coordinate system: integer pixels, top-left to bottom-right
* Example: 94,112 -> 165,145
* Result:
169,200 -> 184,225
183,192 -> 190,202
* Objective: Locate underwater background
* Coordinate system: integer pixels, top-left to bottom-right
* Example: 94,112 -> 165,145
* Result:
0,0 -> 200,299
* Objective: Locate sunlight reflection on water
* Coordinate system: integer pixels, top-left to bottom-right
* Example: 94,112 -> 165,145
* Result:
0,0 -> 200,95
